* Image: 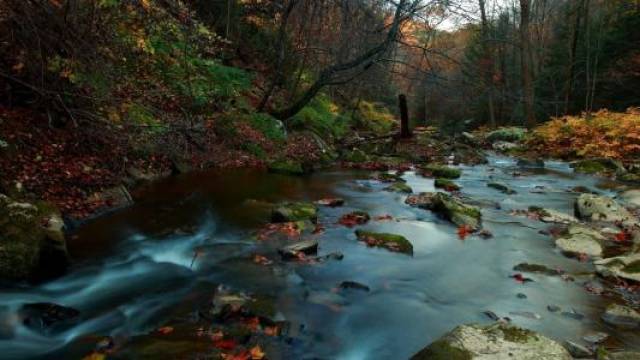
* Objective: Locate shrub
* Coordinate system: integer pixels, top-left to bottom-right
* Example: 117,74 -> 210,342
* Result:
529,108 -> 640,159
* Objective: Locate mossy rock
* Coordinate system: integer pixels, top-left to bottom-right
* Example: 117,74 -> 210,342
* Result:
268,159 -> 306,175
271,202 -> 318,223
421,165 -> 461,179
430,193 -> 482,230
355,230 -> 413,255
488,182 -> 516,195
572,159 -> 624,175
412,323 -> 571,360
384,182 -> 413,194
372,172 -> 405,183
434,178 -> 460,191
617,173 -> 640,183
0,195 -> 69,281
513,263 -> 561,276
486,127 -> 527,143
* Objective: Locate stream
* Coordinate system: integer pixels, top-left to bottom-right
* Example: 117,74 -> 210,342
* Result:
1,155 -> 639,359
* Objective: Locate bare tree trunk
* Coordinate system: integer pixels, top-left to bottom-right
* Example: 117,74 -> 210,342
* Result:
519,0 -> 536,128
479,0 -> 496,128
564,0 -> 583,114
399,94 -> 411,138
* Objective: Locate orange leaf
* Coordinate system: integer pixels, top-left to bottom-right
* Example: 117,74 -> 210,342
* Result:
250,345 -> 266,360
156,326 -> 174,335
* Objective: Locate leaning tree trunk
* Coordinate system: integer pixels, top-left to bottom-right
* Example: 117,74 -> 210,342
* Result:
520,0 -> 536,128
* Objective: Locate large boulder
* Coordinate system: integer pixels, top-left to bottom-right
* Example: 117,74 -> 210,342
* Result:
555,224 -> 605,258
0,195 -> 69,281
486,127 -> 527,143
411,323 -> 571,360
406,192 -> 482,230
355,230 -> 413,255
574,194 -> 635,224
594,253 -> 640,282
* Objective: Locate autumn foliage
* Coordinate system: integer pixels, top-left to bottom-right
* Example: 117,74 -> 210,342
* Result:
528,108 -> 640,159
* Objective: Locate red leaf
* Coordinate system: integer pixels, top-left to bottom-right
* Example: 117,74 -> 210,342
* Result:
214,339 -> 237,351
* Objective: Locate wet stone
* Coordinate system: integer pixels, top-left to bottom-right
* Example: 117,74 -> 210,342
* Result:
19,303 -> 80,332
278,240 -> 319,260
339,281 -> 370,292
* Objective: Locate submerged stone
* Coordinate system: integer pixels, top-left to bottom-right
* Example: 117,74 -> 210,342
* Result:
487,182 -> 516,195
355,230 -> 413,255
513,263 -> 561,276
19,303 -> 80,332
271,202 -> 318,223
411,323 -> 571,360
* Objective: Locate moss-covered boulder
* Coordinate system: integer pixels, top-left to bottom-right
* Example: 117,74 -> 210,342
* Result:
513,263 -> 561,276
487,182 -> 516,195
268,159 -> 306,175
0,195 -> 69,282
486,127 -> 527,143
384,182 -> 413,194
555,224 -> 604,258
271,202 -> 318,223
406,192 -> 482,230
602,304 -> 640,328
434,179 -> 460,191
571,158 -> 625,175
421,165 -> 462,179
411,323 -> 571,360
355,230 -> 413,255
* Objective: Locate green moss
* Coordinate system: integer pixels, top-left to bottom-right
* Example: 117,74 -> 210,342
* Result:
271,202 -> 318,223
422,165 -> 462,179
618,173 -> 640,183
573,160 -> 607,174
268,160 -> 305,175
501,326 -> 537,343
355,230 -> 413,255
434,178 -> 460,191
373,172 -> 405,183
411,339 -> 472,360
343,149 -> 369,163
623,260 -> 640,273
384,182 -> 413,194
488,182 -> 516,194
486,127 -> 526,142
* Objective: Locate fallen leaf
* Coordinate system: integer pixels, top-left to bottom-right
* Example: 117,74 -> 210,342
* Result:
250,345 -> 266,360
214,339 -> 237,351
156,326 -> 174,335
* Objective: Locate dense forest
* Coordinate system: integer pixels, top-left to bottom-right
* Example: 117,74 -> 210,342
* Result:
2,1 -> 640,359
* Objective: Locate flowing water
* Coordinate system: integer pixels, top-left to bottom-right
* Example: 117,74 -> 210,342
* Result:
2,155 -> 639,359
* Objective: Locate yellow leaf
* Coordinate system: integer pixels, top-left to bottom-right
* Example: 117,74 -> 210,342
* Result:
250,345 -> 265,360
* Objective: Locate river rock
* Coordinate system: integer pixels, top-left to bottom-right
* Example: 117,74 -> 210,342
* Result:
571,158 -> 625,175
411,323 -> 571,360
434,178 -> 460,191
513,263 -> 561,276
372,172 -> 405,183
529,207 -> 578,224
19,302 -> 80,331
407,192 -> 482,230
574,194 -> 636,224
384,182 -> 413,194
517,158 -> 545,168
601,303 -> 640,328
278,239 -> 319,259
618,189 -> 640,208
314,197 -> 345,207
555,224 -> 604,258
0,195 -> 69,281
604,351 -> 640,360
419,165 -> 462,179
488,182 -> 516,195
355,230 -> 413,255
594,253 -> 640,282
339,281 -> 370,292
564,340 -> 593,358
271,202 -> 318,223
